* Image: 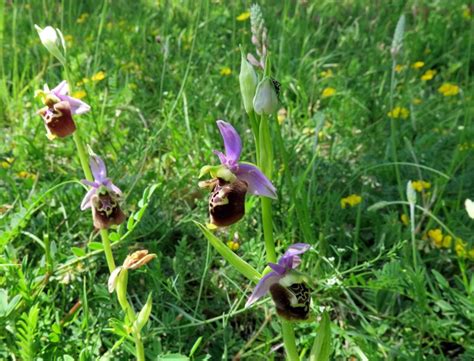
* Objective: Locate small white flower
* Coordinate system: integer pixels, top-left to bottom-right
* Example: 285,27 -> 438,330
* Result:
326,276 -> 341,287
465,199 -> 474,219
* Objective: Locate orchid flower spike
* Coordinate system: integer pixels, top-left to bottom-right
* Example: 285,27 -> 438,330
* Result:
199,120 -> 276,227
81,154 -> 125,229
247,4 -> 268,70
246,243 -> 312,321
35,81 -> 90,139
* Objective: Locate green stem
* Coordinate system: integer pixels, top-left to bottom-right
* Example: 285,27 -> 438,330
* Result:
253,76 -> 299,359
261,197 -> 276,263
134,332 -> 145,361
409,203 -> 417,270
281,320 -> 299,361
100,229 -> 116,272
72,132 -> 93,182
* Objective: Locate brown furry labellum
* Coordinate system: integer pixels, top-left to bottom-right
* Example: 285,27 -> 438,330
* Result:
38,100 -> 76,138
208,178 -> 248,227
91,190 -> 126,229
269,282 -> 311,321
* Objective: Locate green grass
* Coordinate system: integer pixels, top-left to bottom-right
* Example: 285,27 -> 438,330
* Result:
1,0 -> 473,359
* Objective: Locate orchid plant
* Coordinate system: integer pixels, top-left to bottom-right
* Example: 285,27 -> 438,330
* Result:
194,4 -> 331,361
34,23 -> 155,361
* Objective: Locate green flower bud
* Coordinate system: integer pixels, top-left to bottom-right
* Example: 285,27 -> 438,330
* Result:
34,25 -> 66,64
135,293 -> 153,332
253,77 -> 279,115
239,52 -> 258,114
406,181 -> 416,205
115,268 -> 129,312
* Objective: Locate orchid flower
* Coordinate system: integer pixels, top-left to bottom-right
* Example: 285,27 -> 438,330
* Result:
81,154 -> 125,229
199,120 -> 276,227
108,250 -> 157,293
246,243 -> 311,321
35,81 -> 90,139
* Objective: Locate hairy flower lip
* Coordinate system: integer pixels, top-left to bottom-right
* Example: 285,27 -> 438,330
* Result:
209,178 -> 248,227
38,101 -> 76,139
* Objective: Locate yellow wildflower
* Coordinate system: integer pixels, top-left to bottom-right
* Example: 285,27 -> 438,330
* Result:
320,69 -> 334,78
421,69 -> 436,81
91,71 -> 106,82
76,78 -> 90,87
17,171 -> 36,180
219,67 -> 232,76
427,229 -> 443,248
442,235 -> 452,248
411,180 -> 431,192
236,11 -> 251,21
455,238 -> 467,257
394,64 -> 404,73
72,90 -> 87,99
400,213 -> 409,226
340,194 -> 362,209
463,5 -> 471,19
322,87 -> 336,98
227,240 -> 240,251
77,13 -> 89,24
277,108 -> 287,125
411,61 -> 425,69
387,106 -> 409,119
438,83 -> 460,96
64,35 -> 73,45
412,98 -> 422,105
1,157 -> 14,168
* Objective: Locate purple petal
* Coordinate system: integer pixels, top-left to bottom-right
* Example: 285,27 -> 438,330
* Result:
81,188 -> 96,210
278,243 -> 311,270
283,243 -> 311,258
245,272 -> 281,308
216,120 -> 242,163
235,163 -> 277,199
268,262 -> 286,275
52,80 -> 69,96
81,179 -> 99,188
58,94 -> 91,115
213,150 -> 228,166
104,179 -> 122,195
90,155 -> 107,183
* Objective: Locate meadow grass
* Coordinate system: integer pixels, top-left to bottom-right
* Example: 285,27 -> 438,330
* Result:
0,0 -> 473,359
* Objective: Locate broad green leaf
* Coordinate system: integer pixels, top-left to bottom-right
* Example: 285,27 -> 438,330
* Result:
309,311 -> 332,361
